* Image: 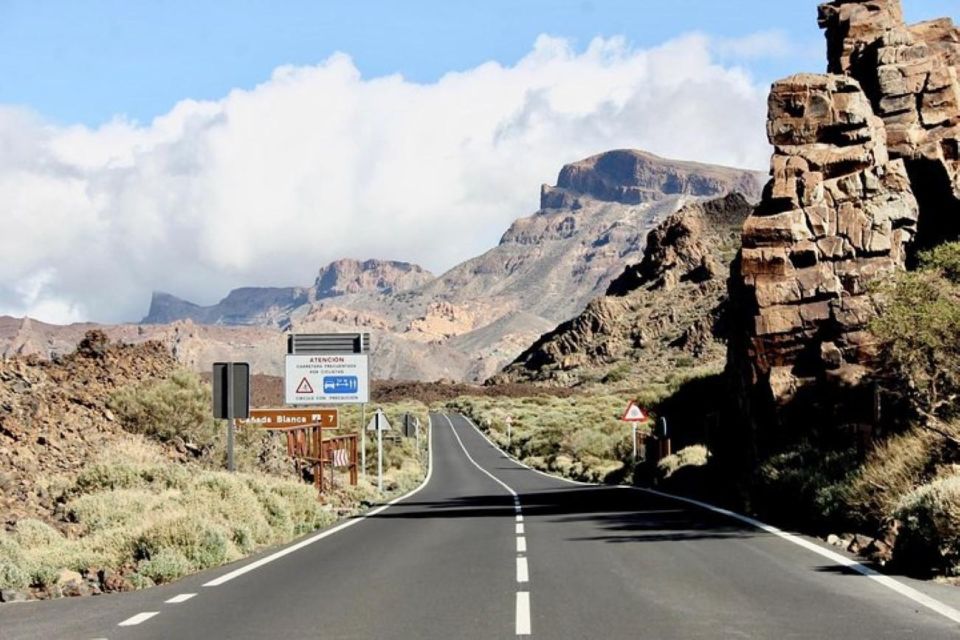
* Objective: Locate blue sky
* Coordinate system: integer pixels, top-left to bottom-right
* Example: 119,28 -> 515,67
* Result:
1,0 -> 958,323
2,0 -> 954,126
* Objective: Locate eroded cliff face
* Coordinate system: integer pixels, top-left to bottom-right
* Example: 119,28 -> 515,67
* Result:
495,193 -> 752,386
730,0 -> 959,436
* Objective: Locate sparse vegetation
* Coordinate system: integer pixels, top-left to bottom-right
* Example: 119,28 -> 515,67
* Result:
448,393 -> 660,483
0,348 -> 430,597
657,445 -> 708,480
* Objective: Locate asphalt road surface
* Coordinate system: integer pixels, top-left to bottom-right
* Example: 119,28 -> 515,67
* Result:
4,413 -> 960,639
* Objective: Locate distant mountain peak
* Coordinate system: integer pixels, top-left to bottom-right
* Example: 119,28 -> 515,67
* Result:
539,149 -> 765,209
314,259 -> 435,298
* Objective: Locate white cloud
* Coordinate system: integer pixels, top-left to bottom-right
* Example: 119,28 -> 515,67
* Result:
0,33 -> 772,324
712,30 -> 794,60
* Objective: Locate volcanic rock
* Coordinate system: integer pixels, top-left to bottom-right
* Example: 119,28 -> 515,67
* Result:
729,0 -> 959,438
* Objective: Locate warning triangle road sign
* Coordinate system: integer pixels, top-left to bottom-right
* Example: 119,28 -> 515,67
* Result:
621,401 -> 648,422
296,377 -> 314,394
367,410 -> 392,432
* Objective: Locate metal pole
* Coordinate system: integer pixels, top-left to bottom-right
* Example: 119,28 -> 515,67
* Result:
227,363 -> 235,472
376,410 -> 383,493
631,423 -> 637,465
361,404 -> 366,479
415,418 -> 421,457
228,418 -> 235,472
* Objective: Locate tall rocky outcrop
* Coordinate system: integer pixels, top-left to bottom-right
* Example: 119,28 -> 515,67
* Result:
730,0 -> 959,438
494,193 -> 752,386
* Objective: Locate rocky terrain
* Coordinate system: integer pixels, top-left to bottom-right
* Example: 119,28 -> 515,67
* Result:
0,331 -> 177,525
6,150 -> 763,382
493,193 -> 753,386
729,0 -> 960,437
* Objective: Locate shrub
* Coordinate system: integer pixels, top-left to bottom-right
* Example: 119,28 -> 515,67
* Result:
871,252 -> 960,424
919,242 -> 960,283
657,445 -> 709,480
134,515 -> 229,569
843,428 -> 934,527
110,370 -> 217,447
136,549 -> 192,584
894,474 -> 960,576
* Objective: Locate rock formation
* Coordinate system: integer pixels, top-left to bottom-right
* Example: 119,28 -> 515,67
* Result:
729,0 -> 959,435
143,259 -> 434,327
495,193 -> 753,386
313,259 -> 435,298
540,149 -> 764,209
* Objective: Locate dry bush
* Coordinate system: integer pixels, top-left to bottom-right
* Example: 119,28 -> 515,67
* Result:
843,428 -> 935,527
657,445 -> 709,480
894,472 -> 960,576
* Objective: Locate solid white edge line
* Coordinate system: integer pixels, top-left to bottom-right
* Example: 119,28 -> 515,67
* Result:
445,414 -> 518,498
516,591 -> 531,635
164,593 -> 196,604
517,556 -> 529,583
517,536 -> 527,553
117,612 -> 159,626
460,413 -> 960,626
202,415 -> 434,588
462,416 -> 593,486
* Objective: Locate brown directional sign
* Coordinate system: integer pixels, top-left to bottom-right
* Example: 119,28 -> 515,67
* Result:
240,408 -> 338,429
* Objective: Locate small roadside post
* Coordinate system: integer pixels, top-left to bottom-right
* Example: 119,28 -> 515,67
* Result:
212,362 -> 251,472
367,409 -> 392,492
415,416 -> 421,457
361,404 -> 367,479
505,415 -> 513,449
620,401 -> 649,464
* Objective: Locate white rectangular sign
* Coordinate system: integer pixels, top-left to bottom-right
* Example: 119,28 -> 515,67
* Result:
285,354 -> 370,405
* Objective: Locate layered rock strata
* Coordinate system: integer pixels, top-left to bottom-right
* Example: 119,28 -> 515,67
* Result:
731,0 -> 959,428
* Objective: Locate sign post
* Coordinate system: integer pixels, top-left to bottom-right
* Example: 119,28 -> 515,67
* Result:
505,415 -> 513,448
212,362 -> 251,472
367,409 -> 391,492
361,404 -> 367,479
620,401 -> 649,464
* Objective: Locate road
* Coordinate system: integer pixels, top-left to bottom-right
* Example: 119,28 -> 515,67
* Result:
4,413 -> 960,639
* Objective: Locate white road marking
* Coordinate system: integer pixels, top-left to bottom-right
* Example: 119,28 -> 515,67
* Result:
516,514 -> 524,523
461,413 -> 960,628
637,486 -> 960,625
514,504 -> 522,513
117,612 -> 159,627
445,415 -> 517,500
517,536 -> 527,553
463,415 -> 592,486
446,415 -> 532,637
203,418 -> 434,588
164,593 -> 196,604
516,591 -> 531,635
517,556 -> 529,583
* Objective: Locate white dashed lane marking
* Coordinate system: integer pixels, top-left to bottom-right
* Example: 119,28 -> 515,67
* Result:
165,593 -> 197,604
516,592 -> 531,635
517,557 -> 529,583
517,536 -> 527,553
117,612 -> 159,627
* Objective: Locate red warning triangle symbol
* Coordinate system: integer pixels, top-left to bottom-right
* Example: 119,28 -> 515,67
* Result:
296,377 -> 314,394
